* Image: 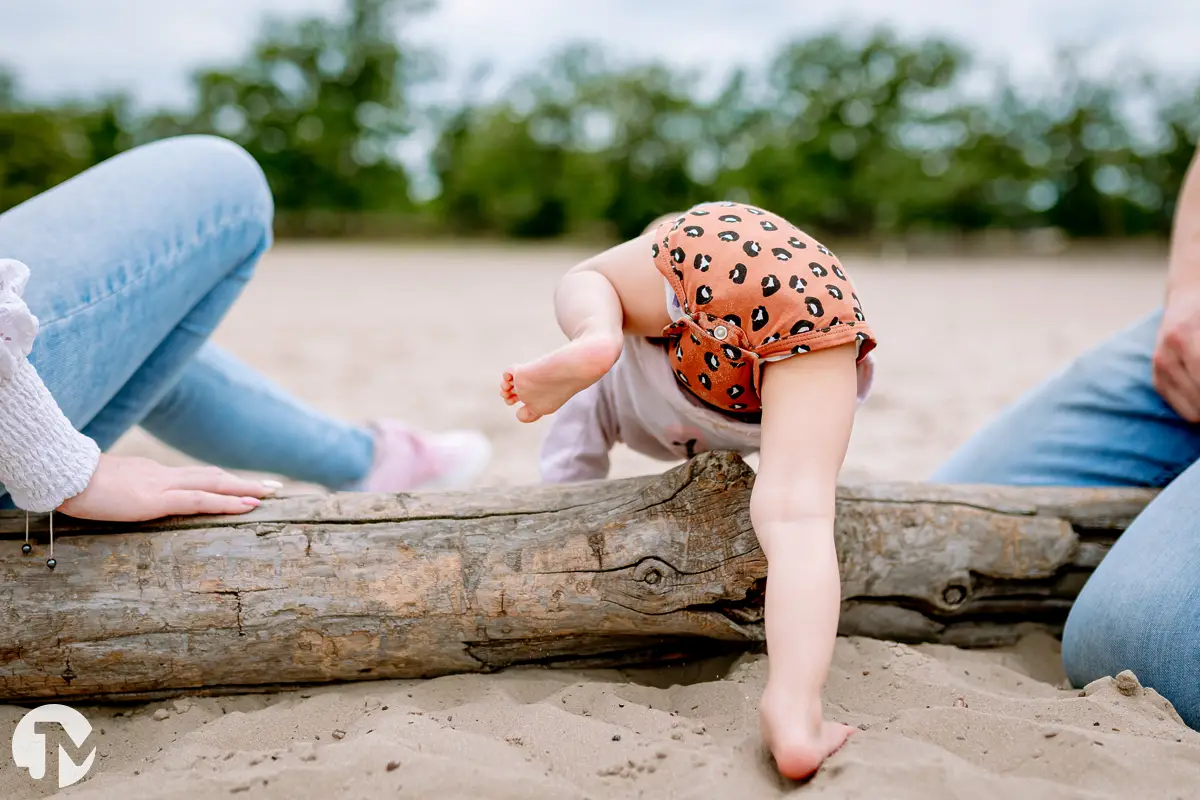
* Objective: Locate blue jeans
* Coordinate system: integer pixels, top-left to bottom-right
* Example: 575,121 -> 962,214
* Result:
0,135 -> 374,500
933,311 -> 1200,727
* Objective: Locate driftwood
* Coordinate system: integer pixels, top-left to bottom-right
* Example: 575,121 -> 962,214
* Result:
0,451 -> 1154,703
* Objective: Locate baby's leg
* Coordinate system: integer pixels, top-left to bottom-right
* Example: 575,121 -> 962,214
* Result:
500,270 -> 623,423
754,345 -> 860,779
757,539 -> 857,779
501,232 -> 671,423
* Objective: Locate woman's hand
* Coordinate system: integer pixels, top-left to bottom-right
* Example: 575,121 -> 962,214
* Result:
1159,147 -> 1200,422
57,454 -> 277,522
1153,285 -> 1200,422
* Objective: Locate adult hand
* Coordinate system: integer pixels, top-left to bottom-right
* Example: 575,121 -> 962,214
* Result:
1153,285 -> 1200,423
57,454 -> 277,522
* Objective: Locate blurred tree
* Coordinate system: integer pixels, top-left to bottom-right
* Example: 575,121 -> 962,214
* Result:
714,30 -> 970,237
1024,52 -> 1139,237
0,67 -> 130,211
160,0 -> 433,223
1133,79 -> 1200,233
0,70 -> 15,109
431,46 -> 704,239
1,19 -> 1198,243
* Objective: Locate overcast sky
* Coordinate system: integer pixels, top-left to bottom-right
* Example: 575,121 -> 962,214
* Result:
3,0 -> 1200,110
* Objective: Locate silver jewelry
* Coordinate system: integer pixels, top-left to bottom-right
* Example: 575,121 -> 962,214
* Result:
47,511 -> 55,570
21,510 -> 57,569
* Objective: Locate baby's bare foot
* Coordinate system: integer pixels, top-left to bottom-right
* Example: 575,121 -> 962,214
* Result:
501,335 -> 622,423
760,687 -> 854,781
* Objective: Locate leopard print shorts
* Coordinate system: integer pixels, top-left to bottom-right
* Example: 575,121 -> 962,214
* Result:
651,201 -> 876,415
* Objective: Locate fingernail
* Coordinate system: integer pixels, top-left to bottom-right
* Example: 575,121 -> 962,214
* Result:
262,480 -> 283,490
242,497 -> 261,507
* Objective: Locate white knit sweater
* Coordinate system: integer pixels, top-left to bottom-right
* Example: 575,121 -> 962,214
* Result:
0,259 -> 100,511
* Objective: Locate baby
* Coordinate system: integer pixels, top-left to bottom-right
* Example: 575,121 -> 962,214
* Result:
499,201 -> 876,779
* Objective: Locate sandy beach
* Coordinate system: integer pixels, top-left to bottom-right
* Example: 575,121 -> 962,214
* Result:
4,243 -> 1197,799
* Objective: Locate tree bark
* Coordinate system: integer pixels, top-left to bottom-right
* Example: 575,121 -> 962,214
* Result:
0,451 -> 1154,703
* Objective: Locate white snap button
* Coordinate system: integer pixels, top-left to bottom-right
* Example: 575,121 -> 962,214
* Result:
713,325 -> 728,340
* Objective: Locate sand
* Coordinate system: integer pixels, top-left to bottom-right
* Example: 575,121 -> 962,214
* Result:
5,244 -> 1198,799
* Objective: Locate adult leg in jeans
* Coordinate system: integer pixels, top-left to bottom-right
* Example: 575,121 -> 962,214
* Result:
0,135 -> 485,501
932,311 -> 1200,725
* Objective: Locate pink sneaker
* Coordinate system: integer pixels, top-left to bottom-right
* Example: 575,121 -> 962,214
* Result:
360,420 -> 492,493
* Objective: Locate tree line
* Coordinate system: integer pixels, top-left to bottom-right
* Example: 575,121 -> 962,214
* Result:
2,0 -> 1197,242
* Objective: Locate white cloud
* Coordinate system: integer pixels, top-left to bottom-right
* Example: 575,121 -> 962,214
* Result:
2,0 -> 1199,109
1,0 -> 340,107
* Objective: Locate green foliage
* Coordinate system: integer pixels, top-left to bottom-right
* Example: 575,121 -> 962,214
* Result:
2,1 -> 1197,241
143,0 -> 429,216
0,67 -> 131,211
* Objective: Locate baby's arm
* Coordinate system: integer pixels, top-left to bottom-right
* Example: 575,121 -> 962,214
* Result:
753,341 -> 859,780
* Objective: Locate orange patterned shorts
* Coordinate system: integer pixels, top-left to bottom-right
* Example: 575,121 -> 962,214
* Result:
651,201 -> 876,415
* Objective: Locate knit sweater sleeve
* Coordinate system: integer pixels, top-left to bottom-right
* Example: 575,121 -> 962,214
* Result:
0,259 -> 100,511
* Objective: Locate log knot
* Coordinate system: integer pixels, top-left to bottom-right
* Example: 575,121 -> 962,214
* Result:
941,582 -> 969,607
634,559 -> 668,588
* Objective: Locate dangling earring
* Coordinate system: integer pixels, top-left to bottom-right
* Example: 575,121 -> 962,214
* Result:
21,511 -> 32,555
46,511 -> 56,570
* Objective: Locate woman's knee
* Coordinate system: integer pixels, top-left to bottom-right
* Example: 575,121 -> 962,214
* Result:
1061,473 -> 1200,727
1063,578 -> 1200,728
1061,574 -> 1136,690
127,135 -> 274,238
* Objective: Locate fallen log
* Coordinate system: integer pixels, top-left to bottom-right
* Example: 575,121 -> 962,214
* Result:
0,451 -> 1154,703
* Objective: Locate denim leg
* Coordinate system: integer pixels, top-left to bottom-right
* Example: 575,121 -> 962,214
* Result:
0,135 -> 374,494
141,344 -> 374,489
932,311 -> 1200,487
931,309 -> 1200,723
1,135 -> 274,434
1062,458 -> 1200,727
